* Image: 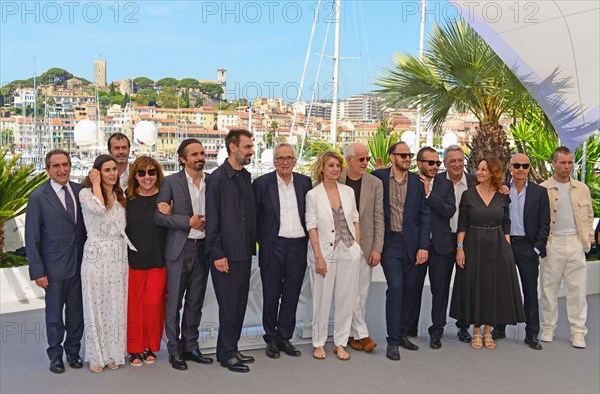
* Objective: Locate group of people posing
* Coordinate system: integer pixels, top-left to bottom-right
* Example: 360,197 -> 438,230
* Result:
26,129 -> 596,375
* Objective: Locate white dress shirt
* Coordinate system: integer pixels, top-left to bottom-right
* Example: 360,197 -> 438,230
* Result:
277,173 -> 305,238
448,172 -> 468,233
186,170 -> 206,239
50,180 -> 77,223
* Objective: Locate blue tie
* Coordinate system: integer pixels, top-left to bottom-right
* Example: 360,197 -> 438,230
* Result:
62,185 -> 75,223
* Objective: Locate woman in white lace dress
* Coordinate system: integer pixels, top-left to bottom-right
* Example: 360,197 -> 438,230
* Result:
80,154 -> 135,373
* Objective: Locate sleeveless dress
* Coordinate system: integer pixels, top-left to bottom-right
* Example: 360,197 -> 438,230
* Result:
449,188 -> 525,325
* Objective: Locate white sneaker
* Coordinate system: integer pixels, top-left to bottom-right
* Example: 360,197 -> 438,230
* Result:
539,328 -> 554,343
571,333 -> 586,349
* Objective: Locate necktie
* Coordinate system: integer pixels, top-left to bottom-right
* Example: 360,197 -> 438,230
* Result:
62,185 -> 76,223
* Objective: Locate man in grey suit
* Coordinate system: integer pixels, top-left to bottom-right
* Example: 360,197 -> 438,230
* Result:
342,143 -> 384,353
155,138 -> 213,371
26,150 -> 86,373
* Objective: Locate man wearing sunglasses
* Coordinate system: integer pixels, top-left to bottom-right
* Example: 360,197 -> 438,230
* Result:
253,143 -> 312,360
491,153 -> 550,349
409,147 -> 456,349
341,143 -> 384,354
372,141 -> 430,360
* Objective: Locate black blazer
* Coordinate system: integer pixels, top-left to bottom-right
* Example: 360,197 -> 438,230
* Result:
25,181 -> 86,281
372,168 -> 431,262
508,181 -> 551,257
253,171 -> 312,245
428,173 -> 456,255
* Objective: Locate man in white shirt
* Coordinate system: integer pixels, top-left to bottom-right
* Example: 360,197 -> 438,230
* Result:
253,143 -> 312,359
540,146 -> 594,349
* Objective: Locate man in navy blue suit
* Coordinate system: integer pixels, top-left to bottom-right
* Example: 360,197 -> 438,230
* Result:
253,142 -> 312,359
372,141 -> 430,360
492,153 -> 550,349
408,146 -> 457,349
26,150 -> 86,373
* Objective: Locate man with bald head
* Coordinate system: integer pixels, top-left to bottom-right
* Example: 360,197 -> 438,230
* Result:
341,143 -> 384,353
492,153 -> 550,349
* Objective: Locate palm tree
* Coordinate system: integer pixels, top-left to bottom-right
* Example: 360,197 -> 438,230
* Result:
376,19 -> 533,172
0,148 -> 47,259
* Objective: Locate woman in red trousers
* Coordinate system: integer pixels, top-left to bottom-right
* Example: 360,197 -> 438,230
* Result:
125,156 -> 170,366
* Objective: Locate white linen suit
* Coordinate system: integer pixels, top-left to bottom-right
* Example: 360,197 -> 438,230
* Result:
306,182 -> 361,347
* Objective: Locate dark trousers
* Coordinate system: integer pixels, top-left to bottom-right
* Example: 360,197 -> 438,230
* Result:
210,258 -> 251,362
260,237 -> 307,344
44,274 -> 84,359
381,232 -> 419,345
165,239 -> 209,356
496,237 -> 540,336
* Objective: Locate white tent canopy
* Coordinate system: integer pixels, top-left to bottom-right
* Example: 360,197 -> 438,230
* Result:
452,0 -> 600,151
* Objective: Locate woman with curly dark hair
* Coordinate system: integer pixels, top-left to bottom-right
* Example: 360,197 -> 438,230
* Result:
450,156 -> 525,350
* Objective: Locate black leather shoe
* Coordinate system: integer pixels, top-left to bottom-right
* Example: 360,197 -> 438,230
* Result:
429,335 -> 442,350
183,350 -> 213,364
236,351 -> 255,364
49,356 -> 65,374
265,342 -> 280,359
491,329 -> 506,340
221,358 -> 250,373
277,340 -> 301,357
169,355 -> 188,371
457,328 -> 472,343
399,336 -> 419,351
66,354 -> 83,369
386,345 -> 400,361
524,335 -> 543,350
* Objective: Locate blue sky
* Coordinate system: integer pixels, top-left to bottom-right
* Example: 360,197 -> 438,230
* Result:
0,0 -> 458,101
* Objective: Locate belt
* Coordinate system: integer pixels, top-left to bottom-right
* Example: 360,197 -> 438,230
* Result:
469,225 -> 502,230
187,238 -> 205,244
510,235 -> 527,240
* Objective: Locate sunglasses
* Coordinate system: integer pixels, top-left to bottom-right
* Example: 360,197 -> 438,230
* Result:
137,169 -> 157,177
512,163 -> 530,169
418,160 -> 442,166
356,156 -> 371,163
391,153 -> 414,159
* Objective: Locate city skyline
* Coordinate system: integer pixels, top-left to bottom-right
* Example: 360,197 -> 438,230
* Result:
0,1 -> 462,101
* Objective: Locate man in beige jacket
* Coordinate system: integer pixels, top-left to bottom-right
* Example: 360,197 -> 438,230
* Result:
540,146 -> 594,349
342,143 -> 385,353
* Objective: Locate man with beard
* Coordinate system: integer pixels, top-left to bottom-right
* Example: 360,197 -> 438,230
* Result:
155,139 -> 213,370
206,129 -> 257,373
409,146 -> 456,349
107,133 -> 131,190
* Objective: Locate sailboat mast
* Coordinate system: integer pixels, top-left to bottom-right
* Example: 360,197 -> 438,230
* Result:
415,0 -> 426,151
330,0 -> 341,148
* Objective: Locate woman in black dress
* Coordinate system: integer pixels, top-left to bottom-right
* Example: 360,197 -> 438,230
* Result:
125,156 -> 171,366
450,156 -> 525,349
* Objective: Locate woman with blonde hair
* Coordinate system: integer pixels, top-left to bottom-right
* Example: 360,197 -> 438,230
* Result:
306,151 -> 362,361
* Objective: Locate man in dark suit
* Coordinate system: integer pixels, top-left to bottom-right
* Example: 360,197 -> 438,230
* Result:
107,132 -> 131,190
439,144 -> 475,343
409,146 -> 456,349
206,129 -> 256,373
253,142 -> 312,359
155,138 -> 213,371
372,141 -> 430,360
26,150 -> 86,373
492,153 -> 550,349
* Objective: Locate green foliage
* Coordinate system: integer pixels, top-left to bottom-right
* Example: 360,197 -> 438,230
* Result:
178,78 -> 201,89
99,96 -> 111,108
39,68 -> 73,85
111,91 -> 125,106
201,83 -> 224,98
156,77 -> 179,87
157,87 -> 178,108
0,148 -> 48,255
0,252 -> 28,268
134,77 -> 154,89
194,96 -> 204,107
134,89 -> 158,106
215,102 -> 230,110
367,128 -> 400,171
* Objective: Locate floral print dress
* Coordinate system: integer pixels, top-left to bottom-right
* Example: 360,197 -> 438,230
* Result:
80,188 -> 135,367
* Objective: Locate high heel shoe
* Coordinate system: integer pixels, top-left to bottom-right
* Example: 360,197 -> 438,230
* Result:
471,333 -> 483,350
484,334 -> 496,349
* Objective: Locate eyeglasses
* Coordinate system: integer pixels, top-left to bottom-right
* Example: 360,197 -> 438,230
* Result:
418,160 -> 442,166
355,156 -> 371,163
137,169 -> 157,177
274,156 -> 296,163
512,163 -> 530,169
391,153 -> 414,159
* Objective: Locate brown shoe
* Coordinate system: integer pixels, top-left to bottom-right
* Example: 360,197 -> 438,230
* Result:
360,337 -> 377,352
348,337 -> 364,351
